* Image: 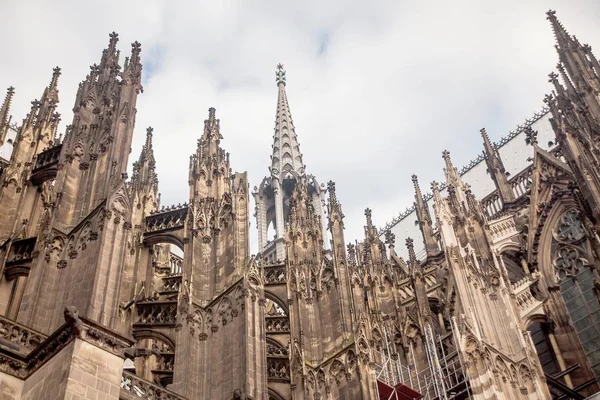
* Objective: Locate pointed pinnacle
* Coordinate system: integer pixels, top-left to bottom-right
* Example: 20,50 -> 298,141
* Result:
50,66 -> 61,89
276,63 -> 286,86
1,87 -> 15,123
108,32 -> 119,48
546,10 -> 572,50
412,174 -> 423,197
364,208 -> 373,228
327,180 -> 337,204
442,149 -> 455,171
406,237 -> 416,263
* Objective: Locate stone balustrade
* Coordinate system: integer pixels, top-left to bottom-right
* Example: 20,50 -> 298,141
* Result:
162,274 -> 182,293
264,265 -> 286,285
266,316 -> 290,333
145,205 -> 188,234
511,276 -> 544,319
482,165 -> 533,219
121,371 -> 185,399
0,315 -> 46,354
135,301 -> 178,327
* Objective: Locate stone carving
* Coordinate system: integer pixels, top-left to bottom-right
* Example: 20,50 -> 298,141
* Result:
0,316 -> 46,352
121,371 -> 185,400
63,306 -> 83,336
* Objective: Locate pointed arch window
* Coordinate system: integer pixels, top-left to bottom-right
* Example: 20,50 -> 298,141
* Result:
551,209 -> 600,377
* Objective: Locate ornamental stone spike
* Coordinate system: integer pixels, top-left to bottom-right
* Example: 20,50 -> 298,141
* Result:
270,64 -> 305,180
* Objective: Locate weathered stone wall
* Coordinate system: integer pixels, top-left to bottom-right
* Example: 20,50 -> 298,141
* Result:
20,340 -> 74,400
0,370 -> 24,400
63,339 -> 123,400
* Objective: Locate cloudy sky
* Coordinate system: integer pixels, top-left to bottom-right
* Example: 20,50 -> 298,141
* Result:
1,1 -> 600,250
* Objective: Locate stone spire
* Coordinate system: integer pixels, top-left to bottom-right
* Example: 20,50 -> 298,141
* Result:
481,128 -> 514,204
442,150 -> 470,217
37,67 -> 61,125
546,10 -> 600,115
132,126 -> 158,191
0,86 -> 14,145
270,64 -> 305,180
412,174 -> 438,258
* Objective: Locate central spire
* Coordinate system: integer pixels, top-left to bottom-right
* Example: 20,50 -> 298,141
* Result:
271,64 -> 305,180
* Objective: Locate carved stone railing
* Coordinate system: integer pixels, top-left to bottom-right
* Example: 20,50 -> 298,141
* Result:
482,165 -> 533,219
267,357 -> 290,382
134,301 -> 177,327
266,343 -> 288,358
121,371 -> 185,400
30,144 -> 62,185
0,316 -> 46,354
488,214 -> 519,245
162,274 -> 182,294
4,237 -> 38,280
512,275 -> 544,319
510,166 -> 533,198
145,205 -> 188,234
266,317 -> 290,333
264,265 -> 286,285
6,237 -> 37,266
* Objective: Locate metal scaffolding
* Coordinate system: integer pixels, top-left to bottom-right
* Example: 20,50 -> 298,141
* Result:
374,321 -> 472,400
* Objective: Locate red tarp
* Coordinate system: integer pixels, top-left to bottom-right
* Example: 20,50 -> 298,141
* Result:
377,380 -> 423,400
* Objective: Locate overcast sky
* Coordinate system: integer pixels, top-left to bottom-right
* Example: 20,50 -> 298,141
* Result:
1,1 -> 600,251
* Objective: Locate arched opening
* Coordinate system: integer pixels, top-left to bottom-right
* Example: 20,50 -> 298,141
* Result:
549,209 -> 600,378
500,249 -> 527,285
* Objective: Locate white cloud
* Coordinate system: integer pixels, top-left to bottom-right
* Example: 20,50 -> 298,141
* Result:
1,0 -> 600,250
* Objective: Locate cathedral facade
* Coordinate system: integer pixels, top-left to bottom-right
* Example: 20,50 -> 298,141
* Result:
0,9 -> 598,400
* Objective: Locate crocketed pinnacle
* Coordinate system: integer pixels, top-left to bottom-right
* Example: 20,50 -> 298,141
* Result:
481,128 -> 514,202
138,126 -> 156,166
0,86 -> 14,144
442,150 -> 460,186
546,10 -> 573,52
270,64 -> 305,180
412,174 -> 431,222
0,87 -> 14,129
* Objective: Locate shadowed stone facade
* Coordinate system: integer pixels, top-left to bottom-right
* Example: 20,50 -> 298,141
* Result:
0,9 -> 597,400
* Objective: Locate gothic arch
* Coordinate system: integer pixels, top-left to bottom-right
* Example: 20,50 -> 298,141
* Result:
132,329 -> 176,350
264,291 -> 288,316
143,233 -> 185,251
268,388 -> 285,400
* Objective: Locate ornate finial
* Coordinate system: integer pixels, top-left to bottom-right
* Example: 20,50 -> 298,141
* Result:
208,107 -> 216,123
524,126 -> 538,147
49,66 -> 62,89
146,126 -> 153,137
543,93 -> 554,105
480,127 -> 491,144
327,180 -> 337,203
385,231 -> 395,248
365,208 -> 373,227
276,63 -> 286,86
412,174 -> 423,197
406,237 -> 416,263
442,150 -> 450,161
109,31 -> 119,43
129,41 -> 142,66
31,99 -> 41,110
546,9 -> 556,19
548,71 -> 559,83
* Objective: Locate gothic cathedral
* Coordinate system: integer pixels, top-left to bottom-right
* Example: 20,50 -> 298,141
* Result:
0,10 -> 598,400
